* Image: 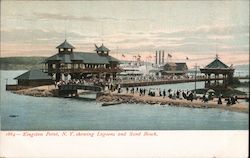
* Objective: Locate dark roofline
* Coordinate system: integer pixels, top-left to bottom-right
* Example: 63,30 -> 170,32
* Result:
43,52 -> 120,64
56,40 -> 75,49
205,58 -> 229,69
14,69 -> 52,80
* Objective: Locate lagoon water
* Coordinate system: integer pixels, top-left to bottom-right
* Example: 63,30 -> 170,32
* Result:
0,70 -> 248,130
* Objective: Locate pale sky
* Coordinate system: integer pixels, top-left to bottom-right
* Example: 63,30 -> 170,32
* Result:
1,1 -> 249,67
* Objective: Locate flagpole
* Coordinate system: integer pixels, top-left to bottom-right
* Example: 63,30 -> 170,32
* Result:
194,63 -> 199,98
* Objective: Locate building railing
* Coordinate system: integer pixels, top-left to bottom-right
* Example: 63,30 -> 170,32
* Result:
59,84 -> 102,92
44,67 -> 123,74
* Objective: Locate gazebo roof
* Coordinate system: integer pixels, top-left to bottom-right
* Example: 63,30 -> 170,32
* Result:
205,58 -> 229,69
200,56 -> 234,74
56,40 -> 75,49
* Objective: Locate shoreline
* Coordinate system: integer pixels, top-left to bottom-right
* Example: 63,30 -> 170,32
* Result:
10,84 -> 249,114
97,92 -> 249,114
12,85 -> 58,97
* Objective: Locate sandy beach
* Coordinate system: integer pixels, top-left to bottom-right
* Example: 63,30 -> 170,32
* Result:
12,85 -> 57,97
97,92 -> 249,114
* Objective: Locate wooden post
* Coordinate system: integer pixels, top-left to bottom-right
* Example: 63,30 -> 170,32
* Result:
208,74 -> 211,87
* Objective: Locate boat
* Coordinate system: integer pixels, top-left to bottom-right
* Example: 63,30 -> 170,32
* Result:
9,115 -> 19,118
102,101 -> 123,106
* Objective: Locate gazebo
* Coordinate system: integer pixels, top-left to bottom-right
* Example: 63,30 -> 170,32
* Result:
200,55 -> 235,90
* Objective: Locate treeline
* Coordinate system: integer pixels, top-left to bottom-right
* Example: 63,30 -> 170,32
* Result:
0,57 -> 47,70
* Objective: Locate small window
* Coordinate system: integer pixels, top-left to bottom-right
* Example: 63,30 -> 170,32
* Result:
52,64 -> 56,69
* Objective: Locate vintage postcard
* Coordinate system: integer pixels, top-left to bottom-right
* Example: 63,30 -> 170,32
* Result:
0,0 -> 249,157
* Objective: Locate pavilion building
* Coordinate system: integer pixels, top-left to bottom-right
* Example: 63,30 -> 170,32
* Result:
43,40 -> 121,81
200,55 -> 234,90
162,62 -> 188,76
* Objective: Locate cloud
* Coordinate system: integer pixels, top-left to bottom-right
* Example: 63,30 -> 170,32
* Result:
114,38 -> 152,44
196,25 -> 249,36
105,26 -> 249,55
28,13 -> 153,23
125,18 -> 153,22
33,13 -> 119,22
146,25 -> 249,52
1,24 -> 249,63
1,28 -> 99,44
151,25 -> 249,38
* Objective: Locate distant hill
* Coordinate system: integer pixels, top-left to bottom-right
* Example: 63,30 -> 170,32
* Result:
234,64 -> 249,71
0,57 -> 47,70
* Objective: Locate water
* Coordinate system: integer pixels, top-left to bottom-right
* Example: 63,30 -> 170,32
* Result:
0,70 -> 248,130
235,67 -> 249,77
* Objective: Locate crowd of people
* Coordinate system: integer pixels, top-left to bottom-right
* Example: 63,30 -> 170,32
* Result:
115,86 -> 239,106
55,76 -> 240,106
118,87 -> 196,102
118,74 -> 205,83
225,95 -> 239,105
54,73 -> 203,89
55,78 -> 108,88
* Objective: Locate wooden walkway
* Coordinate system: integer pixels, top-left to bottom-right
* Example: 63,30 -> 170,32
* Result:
120,76 -> 249,87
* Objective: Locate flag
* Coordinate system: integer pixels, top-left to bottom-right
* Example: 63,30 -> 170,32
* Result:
122,54 -> 125,58
168,53 -> 172,58
186,57 -> 189,60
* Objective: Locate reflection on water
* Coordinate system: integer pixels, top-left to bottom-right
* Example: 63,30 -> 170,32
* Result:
1,70 -> 249,130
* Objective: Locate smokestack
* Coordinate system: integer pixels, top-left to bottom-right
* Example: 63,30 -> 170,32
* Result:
155,51 -> 158,65
162,50 -> 165,65
159,50 -> 161,65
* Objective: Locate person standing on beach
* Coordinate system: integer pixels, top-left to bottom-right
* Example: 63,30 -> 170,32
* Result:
159,89 -> 162,97
189,92 -> 194,102
163,89 -> 166,98
231,96 -> 236,104
226,98 -> 231,105
54,81 -> 57,88
218,96 -> 222,104
168,89 -> 171,95
182,92 -> 187,99
235,95 -> 239,103
176,90 -> 180,99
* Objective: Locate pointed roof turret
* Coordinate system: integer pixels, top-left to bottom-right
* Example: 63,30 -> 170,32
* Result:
56,40 -> 75,49
95,43 -> 110,52
205,55 -> 229,69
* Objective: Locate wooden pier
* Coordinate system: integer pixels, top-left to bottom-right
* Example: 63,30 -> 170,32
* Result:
120,76 -> 249,87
